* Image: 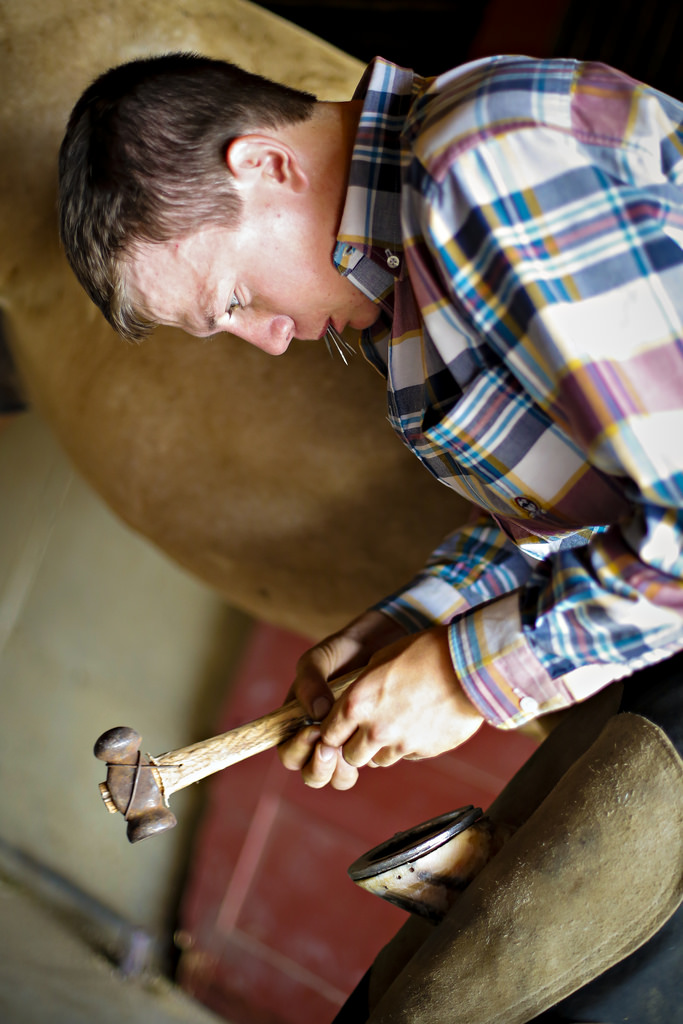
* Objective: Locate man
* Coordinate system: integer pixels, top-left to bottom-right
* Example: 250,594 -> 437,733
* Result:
60,53 -> 683,1022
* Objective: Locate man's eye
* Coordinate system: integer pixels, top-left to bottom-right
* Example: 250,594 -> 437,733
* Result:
226,294 -> 241,318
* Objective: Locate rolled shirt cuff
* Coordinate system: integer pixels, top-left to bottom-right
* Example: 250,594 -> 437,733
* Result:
447,592 -> 631,728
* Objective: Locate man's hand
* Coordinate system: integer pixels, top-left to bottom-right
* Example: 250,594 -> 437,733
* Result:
278,609 -> 407,790
278,614 -> 484,790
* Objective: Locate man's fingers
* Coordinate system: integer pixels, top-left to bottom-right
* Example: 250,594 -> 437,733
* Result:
278,724 -> 320,770
367,747 -> 404,768
289,672 -> 334,720
301,744 -> 359,790
341,734 -> 408,768
328,755 -> 360,791
340,729 -> 383,768
319,683 -> 370,749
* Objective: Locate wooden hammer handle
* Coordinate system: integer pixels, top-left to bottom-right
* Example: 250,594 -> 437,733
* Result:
154,670 -> 361,798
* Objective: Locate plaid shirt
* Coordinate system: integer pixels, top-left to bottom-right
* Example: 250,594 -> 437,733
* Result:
334,56 -> 683,728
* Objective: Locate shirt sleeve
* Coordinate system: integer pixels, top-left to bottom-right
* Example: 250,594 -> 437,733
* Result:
373,509 -> 533,631
410,62 -> 683,727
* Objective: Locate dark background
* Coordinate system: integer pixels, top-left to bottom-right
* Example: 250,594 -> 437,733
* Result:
252,0 -> 683,98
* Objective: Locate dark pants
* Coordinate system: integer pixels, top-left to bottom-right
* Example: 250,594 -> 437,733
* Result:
333,653 -> 683,1024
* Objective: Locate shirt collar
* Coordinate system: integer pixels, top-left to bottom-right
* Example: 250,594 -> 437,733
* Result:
335,58 -> 424,305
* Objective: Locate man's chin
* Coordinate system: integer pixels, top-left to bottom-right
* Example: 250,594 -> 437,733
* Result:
350,307 -> 381,331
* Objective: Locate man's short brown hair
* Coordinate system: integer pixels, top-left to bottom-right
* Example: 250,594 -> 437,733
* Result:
58,53 -> 316,339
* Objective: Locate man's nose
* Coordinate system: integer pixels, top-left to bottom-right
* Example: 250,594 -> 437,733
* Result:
230,311 -> 295,351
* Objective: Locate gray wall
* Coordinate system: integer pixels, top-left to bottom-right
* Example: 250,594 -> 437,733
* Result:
1,411 -> 250,1018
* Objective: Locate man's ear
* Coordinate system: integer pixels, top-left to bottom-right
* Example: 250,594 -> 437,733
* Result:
225,135 -> 308,193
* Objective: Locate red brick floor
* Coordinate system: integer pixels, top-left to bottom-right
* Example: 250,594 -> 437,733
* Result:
177,621 -> 536,1024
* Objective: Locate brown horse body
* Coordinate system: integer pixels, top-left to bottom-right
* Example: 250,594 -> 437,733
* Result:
1,0 -> 465,638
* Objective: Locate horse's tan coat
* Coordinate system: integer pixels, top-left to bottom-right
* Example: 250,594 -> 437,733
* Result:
0,0 -> 466,638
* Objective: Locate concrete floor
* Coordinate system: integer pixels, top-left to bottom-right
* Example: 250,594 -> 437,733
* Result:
0,410 -> 251,1019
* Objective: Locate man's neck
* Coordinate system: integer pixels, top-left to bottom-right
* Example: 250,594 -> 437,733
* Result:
273,99 -> 362,223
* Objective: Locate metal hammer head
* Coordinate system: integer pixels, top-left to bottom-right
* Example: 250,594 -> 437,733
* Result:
94,727 -> 177,844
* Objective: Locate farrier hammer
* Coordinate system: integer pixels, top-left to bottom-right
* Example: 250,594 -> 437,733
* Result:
94,671 -> 359,842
